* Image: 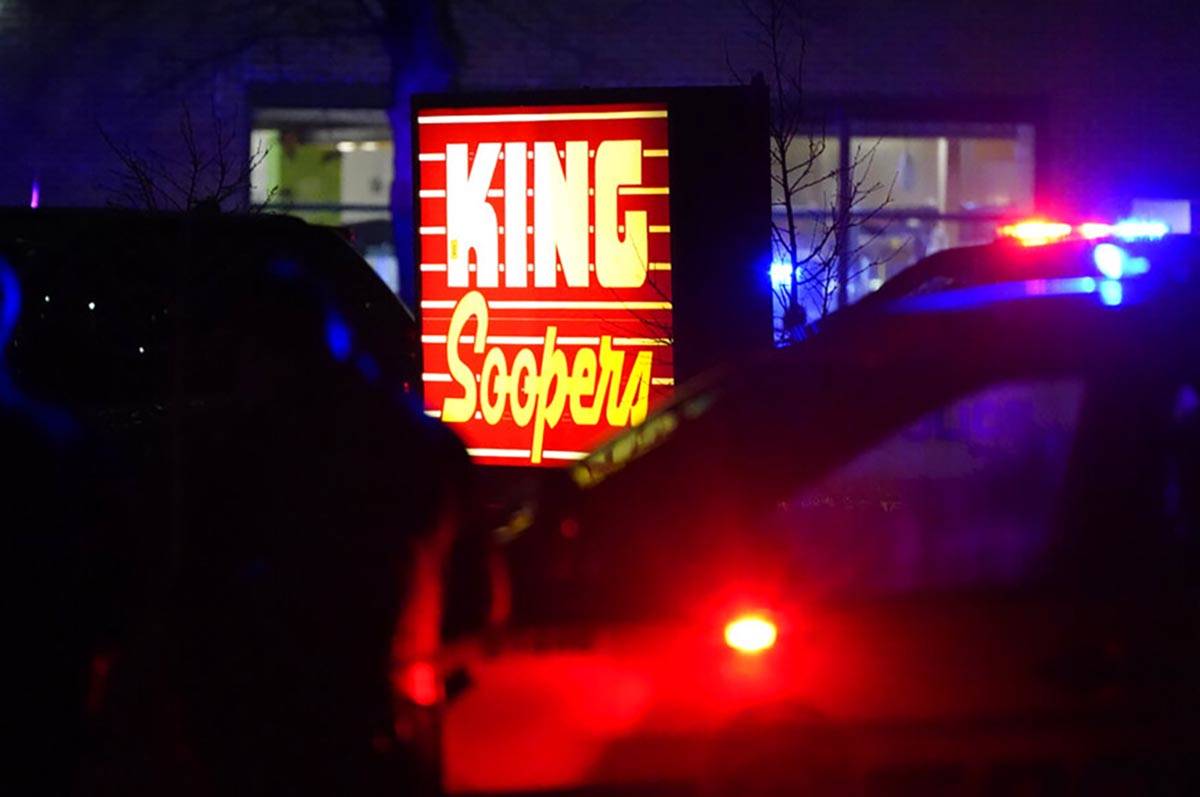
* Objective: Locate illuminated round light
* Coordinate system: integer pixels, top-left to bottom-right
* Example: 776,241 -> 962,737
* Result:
1093,242 -> 1150,280
770,261 -> 794,288
87,301 -> 96,310
393,661 -> 440,707
724,614 -> 778,654
1093,243 -> 1128,279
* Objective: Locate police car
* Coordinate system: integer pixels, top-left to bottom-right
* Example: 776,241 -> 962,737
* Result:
442,218 -> 1200,794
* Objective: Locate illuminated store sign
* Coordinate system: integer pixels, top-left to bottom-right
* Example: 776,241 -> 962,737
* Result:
416,103 -> 674,466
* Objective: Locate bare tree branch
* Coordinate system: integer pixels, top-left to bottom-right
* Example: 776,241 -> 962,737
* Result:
101,99 -> 272,213
733,0 -> 897,343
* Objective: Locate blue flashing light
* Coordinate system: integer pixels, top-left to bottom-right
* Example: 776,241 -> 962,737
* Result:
770,261 -> 794,289
324,315 -> 352,362
1092,243 -> 1150,280
1112,218 -> 1169,241
0,257 -> 78,441
1098,279 -> 1124,306
1093,243 -> 1127,279
1,258 -> 20,348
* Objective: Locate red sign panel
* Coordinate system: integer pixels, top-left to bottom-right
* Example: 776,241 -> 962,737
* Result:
416,103 -> 674,466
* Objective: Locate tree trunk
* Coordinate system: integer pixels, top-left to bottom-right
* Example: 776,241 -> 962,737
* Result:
384,0 -> 459,310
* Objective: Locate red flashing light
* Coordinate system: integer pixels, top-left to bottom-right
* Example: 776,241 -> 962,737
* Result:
724,614 -> 778,654
394,660 -> 441,707
1000,216 -> 1172,248
998,219 -> 1073,247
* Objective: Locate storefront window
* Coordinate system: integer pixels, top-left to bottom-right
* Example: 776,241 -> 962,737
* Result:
772,123 -> 1035,343
250,108 -> 399,293
772,135 -> 841,211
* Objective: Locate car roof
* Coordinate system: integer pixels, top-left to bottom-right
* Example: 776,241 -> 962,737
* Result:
813,234 -> 1200,334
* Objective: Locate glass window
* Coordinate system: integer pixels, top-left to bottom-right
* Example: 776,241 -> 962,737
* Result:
772,134 -> 841,211
250,108 -> 398,293
772,123 -> 1035,341
849,133 -> 1034,218
765,378 -> 1084,595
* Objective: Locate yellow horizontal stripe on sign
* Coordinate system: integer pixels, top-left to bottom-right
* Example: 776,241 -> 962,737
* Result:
418,152 -> 446,161
420,263 -> 448,272
649,225 -> 671,234
643,149 -> 669,158
648,262 -> 671,271
423,334 -> 476,344
419,226 -> 446,235
421,300 -> 672,311
419,110 -> 668,124
618,186 -> 669,196
421,373 -> 452,382
613,337 -> 669,346
466,448 -> 532,458
464,448 -> 588,460
651,377 -> 675,386
481,335 -> 544,345
543,450 -> 589,461
418,189 -> 446,198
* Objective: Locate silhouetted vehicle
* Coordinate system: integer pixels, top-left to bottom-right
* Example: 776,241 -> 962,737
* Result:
1,209 -> 468,796
443,234 -> 1200,794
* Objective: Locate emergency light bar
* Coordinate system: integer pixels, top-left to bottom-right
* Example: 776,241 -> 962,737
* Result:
997,219 -> 1073,247
999,216 -> 1170,247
